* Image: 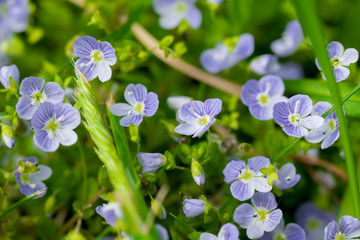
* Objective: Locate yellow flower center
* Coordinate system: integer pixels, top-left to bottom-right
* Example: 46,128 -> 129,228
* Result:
45,116 -> 59,134
92,50 -> 103,62
329,119 -> 336,131
32,92 -> 44,104
176,2 -> 188,13
289,114 -> 300,125
257,94 -> 269,106
331,57 -> 340,68
133,103 -> 144,114
307,219 -> 318,230
257,209 -> 267,221
335,233 -> 345,240
199,117 -> 208,126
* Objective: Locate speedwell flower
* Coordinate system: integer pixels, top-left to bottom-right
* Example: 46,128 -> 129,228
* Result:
234,192 -> 283,239
110,83 -> 159,127
259,218 -> 306,240
1,124 -> 15,148
73,36 -> 117,82
250,54 -> 304,80
153,0 -> 202,30
305,101 -> 339,149
270,20 -> 304,57
137,152 -> 166,174
31,102 -> 81,152
200,223 -> 239,240
223,156 -> 272,201
273,94 -> 324,138
295,202 -> 335,240
96,202 -> 123,227
324,215 -> 360,240
174,98 -> 222,138
156,224 -> 169,240
316,41 -> 359,82
0,64 -> 19,89
273,163 -> 301,190
14,157 -> 52,198
183,197 -> 206,218
241,75 -> 287,120
16,77 -> 64,120
200,34 -> 254,73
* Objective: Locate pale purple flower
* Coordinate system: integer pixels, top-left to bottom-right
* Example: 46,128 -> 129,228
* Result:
240,75 -> 287,120
174,98 -> 222,138
137,152 -> 165,174
200,223 -> 239,240
31,102 -> 81,152
273,163 -> 300,190
305,101 -> 339,149
191,160 -> 205,186
223,156 -> 272,201
200,34 -> 254,73
273,94 -> 324,138
250,54 -> 304,80
325,215 -> 360,240
96,202 -> 123,227
110,83 -> 159,127
295,202 -> 335,240
183,197 -> 205,218
193,172 -> 205,186
155,224 -> 169,240
259,219 -> 306,240
14,157 -> 52,198
153,0 -> 202,30
2,131 -> 14,148
16,77 -> 65,120
0,64 -> 19,89
271,20 -> 304,57
167,95 -> 192,111
73,36 -> 117,82
316,41 -> 359,82
233,192 -> 283,239
0,0 -> 29,42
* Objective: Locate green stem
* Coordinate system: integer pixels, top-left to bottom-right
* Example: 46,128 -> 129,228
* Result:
0,188 -> 46,217
293,0 -> 360,218
208,129 -> 212,148
78,141 -> 88,202
0,170 -> 17,211
169,212 -> 196,233
95,226 -> 112,240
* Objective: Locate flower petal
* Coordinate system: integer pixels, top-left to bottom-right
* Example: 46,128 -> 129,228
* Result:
312,101 -> 332,116
178,100 -> 204,123
321,129 -> 339,149
155,224 -> 169,240
248,156 -> 270,173
200,44 -> 229,74
264,209 -> 283,232
56,129 -> 78,146
0,64 -> 19,88
43,82 -> 64,104
304,124 -> 329,144
247,220 -> 265,239
124,84 -> 148,105
110,103 -> 133,116
288,94 -> 312,117
283,124 -> 308,138
333,65 -> 350,82
143,92 -> 159,117
185,6 -> 202,29
339,48 -> 359,66
76,58 -> 99,81
31,102 -> 55,130
251,192 -> 278,210
19,77 -> 44,96
204,98 -> 222,118
199,233 -> 217,240
97,61 -> 112,82
159,13 -> 182,30
223,160 -> 246,183
192,118 -> 215,138
300,115 -> 324,129
278,62 -> 304,80
273,101 -> 291,126
55,103 -> 81,129
16,96 -> 38,120
324,220 -> 337,240
34,130 -> 60,152
100,41 -> 117,65
284,223 -> 306,240
249,104 -> 274,121
120,114 -> 143,127
218,223 -> 240,240
73,36 -> 100,58
259,75 -> 285,97
252,177 -> 272,193
138,152 -> 164,174
327,41 -> 344,59
183,198 -> 205,218
230,180 -> 255,201
339,215 -> 360,238
175,123 -> 201,136
241,79 -> 260,107
30,165 -> 52,182
231,33 -> 255,61
250,54 -> 281,75
233,203 -> 256,228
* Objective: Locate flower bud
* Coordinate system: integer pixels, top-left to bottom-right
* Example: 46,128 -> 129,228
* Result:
191,160 -> 205,186
183,197 -> 205,218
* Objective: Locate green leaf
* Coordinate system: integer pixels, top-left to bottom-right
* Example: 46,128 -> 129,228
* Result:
97,166 -> 112,189
129,123 -> 140,143
260,164 -> 278,186
188,232 -> 201,240
174,41 -> 187,58
87,10 -> 105,30
158,35 -> 174,49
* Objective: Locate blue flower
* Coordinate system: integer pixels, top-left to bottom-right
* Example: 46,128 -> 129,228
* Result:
270,20 -> 304,57
0,64 -> 19,89
0,0 -> 29,42
2,124 -> 15,148
259,218 -> 306,240
110,84 -> 159,127
96,202 -> 123,227
14,157 -> 52,198
73,36 -> 117,82
241,75 -> 287,120
183,197 -> 206,218
200,34 -> 254,73
174,98 -> 222,138
250,54 -> 304,80
273,163 -> 301,190
316,41 -> 359,82
223,157 -> 272,201
273,94 -> 324,138
155,224 -> 169,240
305,101 -> 339,149
16,77 -> 65,120
234,192 -> 283,239
137,152 -> 165,174
31,102 -> 81,152
325,215 -> 360,240
200,223 -> 239,240
153,0 -> 202,30
295,202 -> 335,240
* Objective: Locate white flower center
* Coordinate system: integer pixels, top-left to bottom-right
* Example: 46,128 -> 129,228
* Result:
253,208 -> 268,222
331,57 -> 341,68
328,119 -> 336,131
257,82 -> 271,106
44,116 -> 60,138
175,1 -> 188,14
236,167 -> 254,182
91,49 -> 104,63
198,115 -> 210,127
132,102 -> 145,115
31,91 -> 45,106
